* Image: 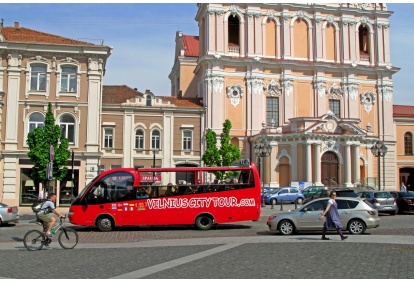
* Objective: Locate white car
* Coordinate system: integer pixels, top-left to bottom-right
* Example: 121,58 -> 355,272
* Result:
267,197 -> 380,235
0,202 -> 19,226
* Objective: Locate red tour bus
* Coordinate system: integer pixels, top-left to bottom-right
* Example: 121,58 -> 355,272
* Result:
68,159 -> 261,231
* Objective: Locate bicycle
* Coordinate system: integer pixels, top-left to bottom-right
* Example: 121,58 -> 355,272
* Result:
23,215 -> 78,251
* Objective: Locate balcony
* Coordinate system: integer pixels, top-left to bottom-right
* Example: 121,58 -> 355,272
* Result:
360,51 -> 370,62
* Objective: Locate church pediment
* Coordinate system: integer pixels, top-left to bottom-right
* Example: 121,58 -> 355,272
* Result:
305,111 -> 366,135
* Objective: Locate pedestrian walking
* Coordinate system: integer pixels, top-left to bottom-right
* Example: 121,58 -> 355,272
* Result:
319,191 -> 348,240
401,182 -> 407,192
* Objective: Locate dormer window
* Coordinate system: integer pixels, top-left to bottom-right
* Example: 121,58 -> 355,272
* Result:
146,95 -> 152,106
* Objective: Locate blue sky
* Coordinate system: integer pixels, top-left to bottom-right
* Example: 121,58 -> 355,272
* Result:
0,3 -> 412,105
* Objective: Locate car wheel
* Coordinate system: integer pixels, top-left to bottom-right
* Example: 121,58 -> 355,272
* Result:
296,197 -> 303,204
271,198 -> 277,205
278,220 -> 295,235
96,216 -> 114,232
347,219 -> 366,235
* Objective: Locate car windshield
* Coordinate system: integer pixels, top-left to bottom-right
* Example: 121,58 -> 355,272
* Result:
373,192 -> 393,198
270,188 -> 281,194
0,202 -> 8,207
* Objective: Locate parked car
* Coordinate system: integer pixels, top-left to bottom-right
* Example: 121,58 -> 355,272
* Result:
389,191 -> 414,213
267,197 -> 380,235
303,188 -> 358,204
302,186 -> 327,199
357,191 -> 398,215
0,202 -> 19,226
264,187 -> 304,205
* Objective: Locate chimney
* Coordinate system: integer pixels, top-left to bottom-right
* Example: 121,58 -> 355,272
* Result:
177,90 -> 183,98
14,22 -> 19,28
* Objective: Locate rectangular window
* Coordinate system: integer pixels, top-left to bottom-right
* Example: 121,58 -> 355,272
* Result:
30,65 -> 47,91
104,129 -> 113,148
266,97 -> 279,126
183,131 -> 192,150
329,100 -> 340,117
60,66 -> 77,92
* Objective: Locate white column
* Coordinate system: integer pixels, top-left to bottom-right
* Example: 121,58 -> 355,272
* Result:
335,29 -> 340,63
352,144 -> 360,184
376,26 -> 384,64
254,15 -> 261,56
208,12 -> 215,54
305,142 -> 312,182
276,23 -> 281,59
216,13 -> 224,54
369,31 -> 375,66
247,14 -> 255,56
240,21 -> 245,56
313,143 -> 323,185
344,143 -> 352,187
308,26 -> 313,61
383,26 -> 391,64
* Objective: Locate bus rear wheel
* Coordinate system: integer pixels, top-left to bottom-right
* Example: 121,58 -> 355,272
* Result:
195,215 -> 214,230
96,216 -> 114,232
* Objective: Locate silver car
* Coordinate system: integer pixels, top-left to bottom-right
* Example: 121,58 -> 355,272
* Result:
0,202 -> 19,226
267,197 -> 380,235
357,191 -> 398,215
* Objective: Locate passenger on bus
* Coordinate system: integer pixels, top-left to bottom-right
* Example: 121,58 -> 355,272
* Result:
121,184 -> 134,200
137,187 -> 152,198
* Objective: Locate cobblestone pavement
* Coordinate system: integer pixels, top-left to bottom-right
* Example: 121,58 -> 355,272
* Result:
0,205 -> 413,279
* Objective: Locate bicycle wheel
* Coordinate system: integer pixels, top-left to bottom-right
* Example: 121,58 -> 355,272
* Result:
58,227 -> 78,249
23,230 -> 45,251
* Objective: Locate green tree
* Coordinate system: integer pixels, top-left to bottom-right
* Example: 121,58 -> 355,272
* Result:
26,102 -> 71,190
202,119 -> 241,180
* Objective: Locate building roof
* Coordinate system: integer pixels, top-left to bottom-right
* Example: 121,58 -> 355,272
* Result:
1,23 -> 97,46
103,85 -> 203,108
103,85 -> 144,104
182,35 -> 199,57
393,105 -> 414,117
162,96 -> 203,107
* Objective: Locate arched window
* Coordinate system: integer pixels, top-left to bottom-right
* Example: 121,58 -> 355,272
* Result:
294,19 -> 308,59
135,129 -> 144,149
60,66 -> 77,92
404,132 -> 413,155
28,113 -> 45,132
358,25 -> 370,62
30,64 -> 47,91
146,95 -> 152,106
151,129 -> 160,149
228,15 -> 240,52
59,114 -> 75,144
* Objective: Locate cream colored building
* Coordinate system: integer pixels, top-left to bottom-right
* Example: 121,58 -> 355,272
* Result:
0,22 -> 112,209
169,3 -> 400,189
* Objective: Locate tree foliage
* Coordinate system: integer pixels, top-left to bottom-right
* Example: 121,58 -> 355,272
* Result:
26,102 -> 71,187
202,119 -> 241,180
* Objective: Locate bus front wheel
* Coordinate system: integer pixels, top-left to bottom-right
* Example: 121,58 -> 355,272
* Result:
195,215 -> 214,230
96,216 -> 114,232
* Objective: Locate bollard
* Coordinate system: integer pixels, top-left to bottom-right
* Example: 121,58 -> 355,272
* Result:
295,199 -> 298,209
261,194 -> 265,207
271,200 -> 274,209
280,200 -> 283,211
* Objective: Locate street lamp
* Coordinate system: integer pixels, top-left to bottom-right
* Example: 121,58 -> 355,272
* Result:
370,141 -> 388,191
254,139 -> 272,207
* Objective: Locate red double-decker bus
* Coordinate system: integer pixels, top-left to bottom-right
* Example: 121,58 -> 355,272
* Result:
68,159 -> 261,231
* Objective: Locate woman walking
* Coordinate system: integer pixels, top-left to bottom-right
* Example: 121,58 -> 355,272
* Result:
319,191 -> 348,240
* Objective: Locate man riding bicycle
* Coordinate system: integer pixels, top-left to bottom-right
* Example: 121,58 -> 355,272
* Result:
36,193 -> 65,236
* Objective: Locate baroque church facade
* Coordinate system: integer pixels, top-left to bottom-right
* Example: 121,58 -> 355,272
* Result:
169,3 -> 399,189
